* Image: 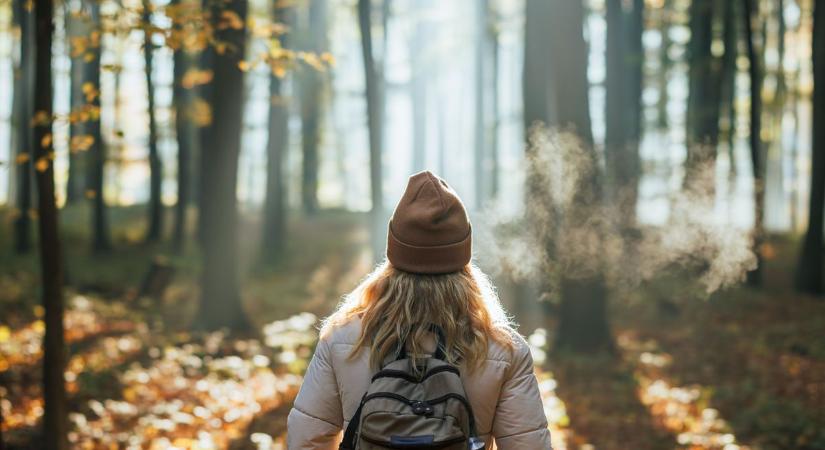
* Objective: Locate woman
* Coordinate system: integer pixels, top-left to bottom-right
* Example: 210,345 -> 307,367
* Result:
287,171 -> 551,449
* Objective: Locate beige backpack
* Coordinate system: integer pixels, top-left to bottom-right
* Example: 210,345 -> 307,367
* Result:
339,327 -> 485,450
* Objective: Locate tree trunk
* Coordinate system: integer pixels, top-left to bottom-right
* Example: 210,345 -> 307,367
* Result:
547,0 -> 611,353
65,5 -> 86,205
358,0 -> 385,262
409,1 -> 429,174
473,0 -> 490,208
656,0 -> 672,129
262,2 -> 294,264
523,0 -> 553,130
796,0 -> 824,295
13,0 -> 33,254
171,0 -> 193,251
194,0 -> 251,331
490,23 -> 500,199
33,0 -> 69,447
299,0 -> 327,215
684,0 -> 723,197
744,0 -> 764,286
720,0 -> 738,179
87,0 -> 110,252
144,0 -> 163,242
196,0 -> 216,245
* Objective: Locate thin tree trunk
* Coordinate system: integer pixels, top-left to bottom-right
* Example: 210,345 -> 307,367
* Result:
720,0 -> 739,179
656,0 -> 671,129
33,0 -> 68,446
88,0 -> 110,252
195,0 -> 251,330
144,0 -> 163,242
358,0 -> 385,262
473,0 -> 489,208
299,0 -> 327,215
196,0 -> 216,245
65,6 -> 85,205
744,0 -> 764,286
409,2 -> 428,174
684,0 -> 723,197
171,0 -> 193,251
262,2 -> 294,263
627,0 -> 644,144
490,22 -> 500,199
796,0 -> 824,295
13,0 -> 33,254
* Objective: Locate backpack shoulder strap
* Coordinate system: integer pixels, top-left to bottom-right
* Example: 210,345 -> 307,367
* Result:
339,394 -> 367,450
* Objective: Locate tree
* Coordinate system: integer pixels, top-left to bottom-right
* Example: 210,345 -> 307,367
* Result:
32,0 -> 69,446
143,0 -> 164,242
170,0 -> 196,250
12,0 -> 33,254
298,0 -> 327,215
261,2 -> 294,263
605,0 -> 643,225
719,0 -> 739,178
547,0 -> 611,352
65,3 -> 89,205
744,0 -> 765,286
796,0 -> 825,295
87,0 -> 111,252
409,0 -> 430,174
473,0 -> 494,207
684,0 -> 723,196
194,0 -> 251,330
358,0 -> 386,262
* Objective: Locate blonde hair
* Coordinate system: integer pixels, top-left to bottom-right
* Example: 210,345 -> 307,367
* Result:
321,261 -> 516,371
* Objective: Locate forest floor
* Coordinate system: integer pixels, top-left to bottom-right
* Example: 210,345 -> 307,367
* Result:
0,206 -> 824,450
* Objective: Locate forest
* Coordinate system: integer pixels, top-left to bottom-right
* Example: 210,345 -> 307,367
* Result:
0,0 -> 824,448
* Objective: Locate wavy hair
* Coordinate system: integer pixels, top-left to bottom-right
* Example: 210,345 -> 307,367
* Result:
321,261 -> 516,372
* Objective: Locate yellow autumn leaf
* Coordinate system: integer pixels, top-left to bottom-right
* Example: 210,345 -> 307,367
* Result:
181,68 -> 213,89
85,189 -> 97,199
40,133 -> 52,148
272,63 -> 287,78
70,135 -> 95,152
0,326 -> 10,344
32,320 -> 45,333
34,305 -> 44,318
15,153 -> 30,164
31,110 -> 51,126
35,158 -> 49,172
189,98 -> 212,126
220,10 -> 244,30
238,60 -> 251,72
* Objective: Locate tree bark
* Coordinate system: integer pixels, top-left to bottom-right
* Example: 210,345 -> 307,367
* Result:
299,0 -> 327,215
196,0 -> 216,245
87,0 -> 110,252
262,2 -> 294,263
32,0 -> 69,447
720,0 -> 739,179
194,0 -> 251,330
65,5 -> 86,205
605,0 -> 643,241
684,0 -> 723,196
171,0 -> 194,251
796,0 -> 825,295
358,0 -> 385,262
409,1 -> 429,174
656,0 -> 672,129
547,0 -> 610,353
523,0 -> 553,130
12,0 -> 33,254
473,0 -> 490,208
144,0 -> 164,242
744,0 -> 764,286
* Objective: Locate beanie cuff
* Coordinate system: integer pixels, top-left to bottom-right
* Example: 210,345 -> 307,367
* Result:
386,223 -> 472,274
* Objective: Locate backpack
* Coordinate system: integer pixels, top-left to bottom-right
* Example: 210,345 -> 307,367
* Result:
339,326 -> 486,450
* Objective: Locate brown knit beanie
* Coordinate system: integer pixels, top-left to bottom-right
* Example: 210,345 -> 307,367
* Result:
386,171 -> 472,274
